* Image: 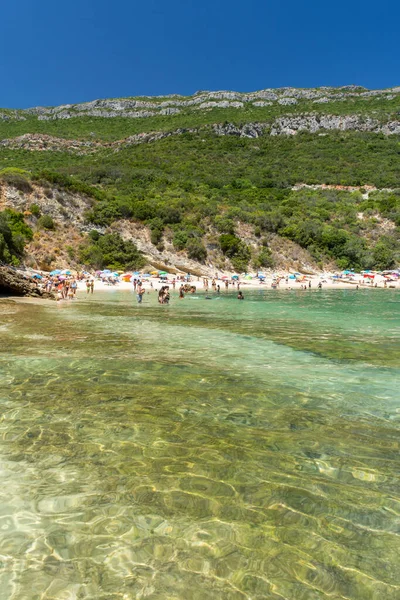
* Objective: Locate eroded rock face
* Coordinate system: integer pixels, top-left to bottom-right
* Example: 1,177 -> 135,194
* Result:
0,266 -> 54,298
10,85 -> 399,122
212,122 -> 268,137
270,114 -> 400,135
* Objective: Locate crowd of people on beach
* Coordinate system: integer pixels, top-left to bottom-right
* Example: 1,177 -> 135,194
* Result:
26,266 -> 399,303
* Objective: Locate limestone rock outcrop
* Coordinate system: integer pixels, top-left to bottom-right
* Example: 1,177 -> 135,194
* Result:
4,85 -> 397,122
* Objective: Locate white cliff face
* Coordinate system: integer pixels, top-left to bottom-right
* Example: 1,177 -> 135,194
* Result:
5,85 -> 397,121
270,114 -> 400,136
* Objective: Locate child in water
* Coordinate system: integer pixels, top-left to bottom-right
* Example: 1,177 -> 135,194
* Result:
237,291 -> 244,300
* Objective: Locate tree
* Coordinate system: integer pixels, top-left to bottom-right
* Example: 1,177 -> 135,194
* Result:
373,242 -> 396,270
38,215 -> 55,230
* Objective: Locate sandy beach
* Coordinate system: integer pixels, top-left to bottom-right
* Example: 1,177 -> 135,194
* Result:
76,273 -> 399,294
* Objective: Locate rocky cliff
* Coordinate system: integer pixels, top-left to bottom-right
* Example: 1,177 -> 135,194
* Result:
2,85 -> 399,122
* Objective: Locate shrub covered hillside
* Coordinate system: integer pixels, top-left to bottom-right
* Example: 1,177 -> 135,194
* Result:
0,85 -> 399,272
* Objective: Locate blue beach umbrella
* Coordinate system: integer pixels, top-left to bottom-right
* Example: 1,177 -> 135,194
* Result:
50,269 -> 61,275
32,273 -> 42,279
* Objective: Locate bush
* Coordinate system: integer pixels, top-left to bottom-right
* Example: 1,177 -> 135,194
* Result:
65,245 -> 75,260
150,228 -> 163,246
38,215 -> 55,230
89,229 -> 100,241
219,234 -> 241,257
186,239 -> 207,262
30,203 -> 41,217
214,216 -> 235,235
173,230 -> 188,250
219,234 -> 250,271
159,207 -> 182,225
254,247 -> 274,269
0,172 -> 33,193
0,209 -> 32,264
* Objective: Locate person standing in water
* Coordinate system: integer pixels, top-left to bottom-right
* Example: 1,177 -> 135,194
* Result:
237,291 -> 244,300
137,283 -> 145,303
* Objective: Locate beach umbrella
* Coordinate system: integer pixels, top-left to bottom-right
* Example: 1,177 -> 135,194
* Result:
244,275 -> 252,280
103,269 -> 111,274
32,273 -> 42,279
142,273 -> 151,278
232,275 -> 239,280
50,269 -> 61,275
159,271 -> 168,276
61,269 -> 72,275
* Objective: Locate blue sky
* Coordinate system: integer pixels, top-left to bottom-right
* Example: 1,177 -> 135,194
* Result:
1,0 -> 397,108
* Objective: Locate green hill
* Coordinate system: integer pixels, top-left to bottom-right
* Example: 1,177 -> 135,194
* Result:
0,86 -> 399,272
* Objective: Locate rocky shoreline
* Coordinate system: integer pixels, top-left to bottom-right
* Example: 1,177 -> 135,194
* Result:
0,265 -> 55,299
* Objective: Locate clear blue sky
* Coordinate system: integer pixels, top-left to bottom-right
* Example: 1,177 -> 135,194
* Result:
1,0 -> 397,108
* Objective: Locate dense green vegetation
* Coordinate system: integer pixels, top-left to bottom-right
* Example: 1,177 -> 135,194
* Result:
1,131 -> 400,189
0,209 -> 33,265
0,96 -> 399,270
1,93 -> 399,141
79,230 -> 145,271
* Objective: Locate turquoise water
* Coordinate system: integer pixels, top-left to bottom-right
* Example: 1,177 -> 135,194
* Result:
0,288 -> 399,599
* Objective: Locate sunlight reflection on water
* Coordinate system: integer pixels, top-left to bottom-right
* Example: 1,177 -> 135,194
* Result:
0,289 -> 399,599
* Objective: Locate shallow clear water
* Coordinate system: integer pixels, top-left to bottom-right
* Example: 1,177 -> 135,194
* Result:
0,288 -> 399,600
